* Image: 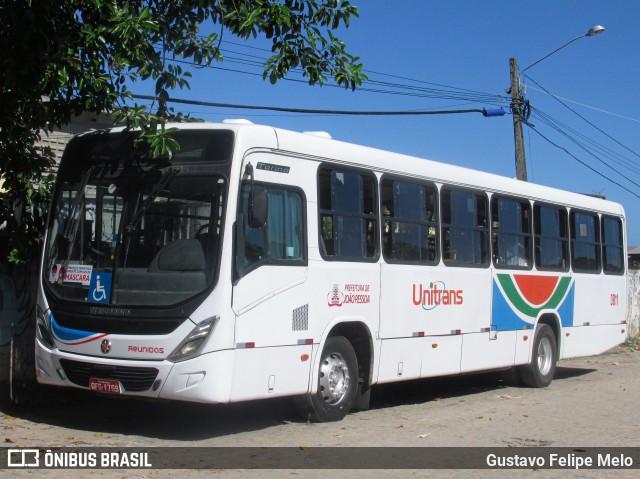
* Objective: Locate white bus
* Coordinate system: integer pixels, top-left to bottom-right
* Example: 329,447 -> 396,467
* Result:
35,121 -> 628,421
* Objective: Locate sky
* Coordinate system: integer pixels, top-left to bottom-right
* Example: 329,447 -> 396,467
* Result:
134,1 -> 640,245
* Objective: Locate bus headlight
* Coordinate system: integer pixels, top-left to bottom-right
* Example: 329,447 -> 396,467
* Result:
36,304 -> 55,349
168,316 -> 219,363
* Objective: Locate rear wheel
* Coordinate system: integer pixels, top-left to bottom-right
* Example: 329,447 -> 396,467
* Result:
296,336 -> 358,422
519,324 -> 557,388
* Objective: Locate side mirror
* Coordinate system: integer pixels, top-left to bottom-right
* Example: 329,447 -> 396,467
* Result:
248,186 -> 268,229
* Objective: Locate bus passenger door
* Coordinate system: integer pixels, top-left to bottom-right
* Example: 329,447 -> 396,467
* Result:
231,176 -> 312,402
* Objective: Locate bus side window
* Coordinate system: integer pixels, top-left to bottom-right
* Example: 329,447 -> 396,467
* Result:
570,210 -> 600,273
602,216 -> 624,274
441,187 -> 489,267
242,184 -> 306,274
534,204 -> 569,271
318,166 -> 378,261
381,177 -> 438,264
491,196 -> 532,269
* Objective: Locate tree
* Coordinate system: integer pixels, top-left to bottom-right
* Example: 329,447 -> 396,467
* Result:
0,0 -> 365,263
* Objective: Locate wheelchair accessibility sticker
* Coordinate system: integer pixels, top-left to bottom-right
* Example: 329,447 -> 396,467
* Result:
88,272 -> 112,304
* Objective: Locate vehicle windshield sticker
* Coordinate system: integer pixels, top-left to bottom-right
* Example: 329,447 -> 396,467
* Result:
63,264 -> 93,286
88,272 -> 112,304
49,264 -> 63,283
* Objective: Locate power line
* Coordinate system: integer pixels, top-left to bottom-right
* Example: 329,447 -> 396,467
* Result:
523,74 -> 640,160
530,108 -> 640,191
223,40 -> 509,103
157,39 -> 508,107
364,69 -> 505,101
527,125 -> 640,199
167,55 -> 507,105
153,38 -> 638,194
365,78 -> 501,103
531,107 -> 640,176
131,93 -> 501,117
524,84 -> 640,124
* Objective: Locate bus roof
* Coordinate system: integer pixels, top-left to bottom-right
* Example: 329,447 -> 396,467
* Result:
97,121 -> 625,217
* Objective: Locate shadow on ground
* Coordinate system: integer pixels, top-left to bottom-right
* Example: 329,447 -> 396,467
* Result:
0,365 -> 596,441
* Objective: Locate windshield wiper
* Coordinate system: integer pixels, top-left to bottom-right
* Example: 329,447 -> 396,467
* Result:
63,167 -> 93,242
121,166 -> 180,267
126,166 -> 180,233
62,166 -> 98,267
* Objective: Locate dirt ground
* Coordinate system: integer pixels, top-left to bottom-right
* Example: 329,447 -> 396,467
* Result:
1,343 -> 639,478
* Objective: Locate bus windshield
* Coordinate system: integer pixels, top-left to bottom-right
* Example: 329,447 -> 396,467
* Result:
43,130 -> 232,306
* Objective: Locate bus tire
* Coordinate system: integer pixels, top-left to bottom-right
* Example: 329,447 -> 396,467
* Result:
8,320 -> 40,406
299,336 -> 358,422
519,324 -> 557,388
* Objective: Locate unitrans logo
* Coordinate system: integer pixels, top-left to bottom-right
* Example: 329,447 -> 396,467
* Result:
413,281 -> 463,311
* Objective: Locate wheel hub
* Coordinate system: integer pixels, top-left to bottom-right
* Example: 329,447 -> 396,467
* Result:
537,336 -> 553,376
319,352 -> 350,405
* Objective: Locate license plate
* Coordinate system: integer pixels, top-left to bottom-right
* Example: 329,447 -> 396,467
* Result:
89,377 -> 122,394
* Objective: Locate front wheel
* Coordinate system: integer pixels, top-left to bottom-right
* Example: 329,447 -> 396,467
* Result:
519,324 -> 557,388
296,336 -> 358,422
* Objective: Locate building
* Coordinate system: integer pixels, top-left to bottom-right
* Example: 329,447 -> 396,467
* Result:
628,246 -> 640,270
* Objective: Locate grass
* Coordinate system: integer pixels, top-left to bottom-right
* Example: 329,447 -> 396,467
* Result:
619,337 -> 640,351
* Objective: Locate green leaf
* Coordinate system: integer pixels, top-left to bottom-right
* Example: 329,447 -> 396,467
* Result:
0,0 -> 362,262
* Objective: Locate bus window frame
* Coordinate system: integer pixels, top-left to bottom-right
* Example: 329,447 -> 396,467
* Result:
601,214 -> 625,276
317,163 -> 380,263
490,194 -> 533,271
238,181 -> 308,278
533,202 -> 570,273
380,174 -> 439,266
440,185 -> 490,269
569,208 -> 602,274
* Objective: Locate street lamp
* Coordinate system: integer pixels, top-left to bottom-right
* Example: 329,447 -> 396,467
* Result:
510,25 -> 605,181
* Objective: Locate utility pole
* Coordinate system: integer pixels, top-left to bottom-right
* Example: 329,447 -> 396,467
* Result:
507,26 -> 605,182
510,58 -> 528,181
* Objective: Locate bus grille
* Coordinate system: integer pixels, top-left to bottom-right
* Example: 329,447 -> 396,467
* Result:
59,359 -> 159,392
51,309 -> 185,335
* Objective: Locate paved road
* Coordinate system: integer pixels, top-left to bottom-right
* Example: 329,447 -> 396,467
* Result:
1,344 -> 638,478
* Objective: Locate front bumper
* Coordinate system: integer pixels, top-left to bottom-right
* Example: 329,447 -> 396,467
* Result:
35,338 -> 235,404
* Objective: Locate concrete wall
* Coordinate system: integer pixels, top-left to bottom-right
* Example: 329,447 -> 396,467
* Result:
628,270 -> 640,338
